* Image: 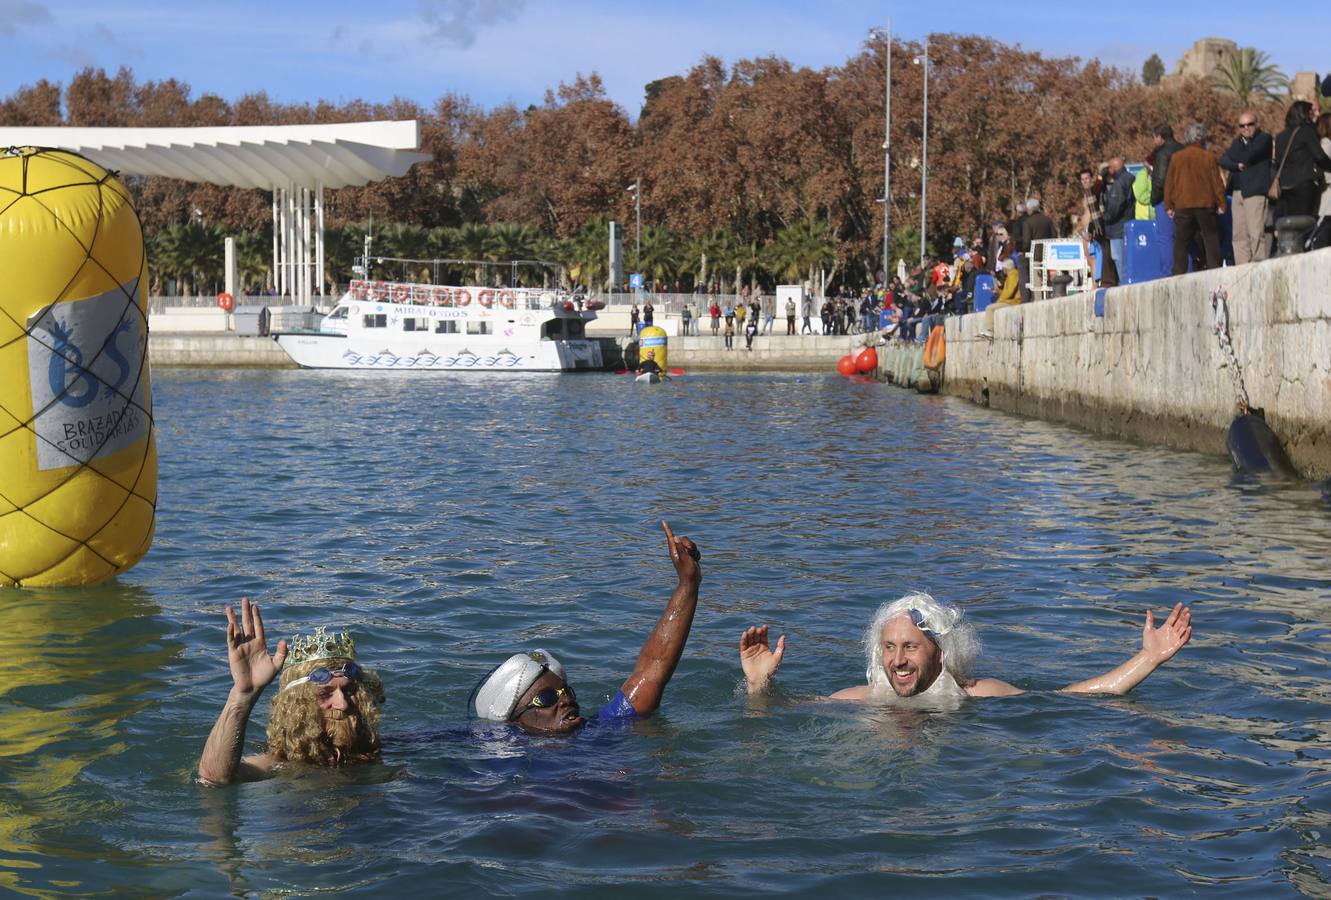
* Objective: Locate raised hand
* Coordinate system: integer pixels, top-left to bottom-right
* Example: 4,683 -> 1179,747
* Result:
740,624 -> 785,692
1142,603 -> 1192,664
662,520 -> 701,585
225,598 -> 288,696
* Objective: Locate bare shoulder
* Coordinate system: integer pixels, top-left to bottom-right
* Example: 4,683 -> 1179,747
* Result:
827,685 -> 871,701
964,678 -> 1024,698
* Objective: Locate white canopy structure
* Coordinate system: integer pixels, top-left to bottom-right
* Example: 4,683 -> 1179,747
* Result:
0,120 -> 431,301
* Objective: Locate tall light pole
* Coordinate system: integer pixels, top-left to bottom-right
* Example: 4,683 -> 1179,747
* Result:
626,179 -> 641,278
917,37 -> 929,267
870,23 -> 892,285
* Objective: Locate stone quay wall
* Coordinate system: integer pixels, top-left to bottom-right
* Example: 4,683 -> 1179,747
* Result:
937,248 -> 1331,479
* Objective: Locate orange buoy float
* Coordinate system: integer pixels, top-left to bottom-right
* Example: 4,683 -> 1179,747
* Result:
498,290 -> 517,309
477,289 -> 495,308
217,292 -> 234,312
836,354 -> 856,376
454,289 -> 471,306
855,346 -> 878,373
923,326 -> 946,370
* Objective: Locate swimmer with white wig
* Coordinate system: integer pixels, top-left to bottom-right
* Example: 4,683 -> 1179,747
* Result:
739,591 -> 1192,702
471,521 -> 702,733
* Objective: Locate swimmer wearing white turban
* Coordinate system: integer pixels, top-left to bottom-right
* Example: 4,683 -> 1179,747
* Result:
739,591 -> 1193,701
472,521 -> 702,733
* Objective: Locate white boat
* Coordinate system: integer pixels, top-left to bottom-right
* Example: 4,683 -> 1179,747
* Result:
274,279 -> 603,371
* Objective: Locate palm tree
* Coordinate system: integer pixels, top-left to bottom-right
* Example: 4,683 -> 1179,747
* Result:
558,216 -> 609,292
378,223 -> 431,281
684,229 -> 730,293
767,220 -> 835,286
450,222 -> 492,284
638,225 -> 682,291
733,237 -> 766,296
484,222 -> 541,285
151,220 -> 223,296
1213,48 -> 1288,104
233,230 -> 271,293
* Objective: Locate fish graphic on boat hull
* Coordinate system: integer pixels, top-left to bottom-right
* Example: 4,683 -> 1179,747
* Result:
341,347 -> 527,369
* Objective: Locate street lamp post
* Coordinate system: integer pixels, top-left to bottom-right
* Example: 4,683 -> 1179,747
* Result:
870,23 -> 892,286
919,37 -> 929,267
626,179 -> 641,282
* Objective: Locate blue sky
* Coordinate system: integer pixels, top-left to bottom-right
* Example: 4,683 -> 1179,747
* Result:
1,0 -> 1323,117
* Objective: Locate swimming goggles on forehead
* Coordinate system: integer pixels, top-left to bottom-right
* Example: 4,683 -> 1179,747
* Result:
908,609 -> 943,645
281,661 -> 362,692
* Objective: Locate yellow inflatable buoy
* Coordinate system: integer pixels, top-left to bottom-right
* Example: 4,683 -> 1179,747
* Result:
639,325 -> 668,372
0,148 -> 157,587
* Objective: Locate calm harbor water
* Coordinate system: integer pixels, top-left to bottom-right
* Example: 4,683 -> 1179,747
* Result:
3,368 -> 1331,897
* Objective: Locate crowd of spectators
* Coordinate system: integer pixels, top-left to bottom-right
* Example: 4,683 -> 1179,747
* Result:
667,100 -> 1330,349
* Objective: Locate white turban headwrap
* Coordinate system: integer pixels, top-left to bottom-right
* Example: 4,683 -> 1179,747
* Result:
471,649 -> 566,721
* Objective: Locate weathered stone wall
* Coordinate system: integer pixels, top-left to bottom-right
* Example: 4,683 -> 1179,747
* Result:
668,334 -> 864,371
942,248 -> 1331,479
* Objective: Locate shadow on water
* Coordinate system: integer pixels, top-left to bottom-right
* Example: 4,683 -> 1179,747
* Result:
0,583 -> 178,897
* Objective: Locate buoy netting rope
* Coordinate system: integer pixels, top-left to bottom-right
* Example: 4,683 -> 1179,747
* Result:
0,147 -> 156,585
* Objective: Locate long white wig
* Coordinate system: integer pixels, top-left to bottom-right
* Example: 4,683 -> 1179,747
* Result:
863,591 -> 981,692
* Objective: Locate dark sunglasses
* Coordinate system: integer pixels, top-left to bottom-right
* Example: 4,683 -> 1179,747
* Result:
514,683 -> 575,718
1238,122 -> 1256,128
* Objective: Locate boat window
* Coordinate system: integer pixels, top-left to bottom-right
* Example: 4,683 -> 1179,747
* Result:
403,317 -> 429,332
362,314 -> 387,328
542,320 -> 563,340
566,319 -> 584,339
328,307 -> 348,319
466,321 -> 490,335
435,320 -> 458,334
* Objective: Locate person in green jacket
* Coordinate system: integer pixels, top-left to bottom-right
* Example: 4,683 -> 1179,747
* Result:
1133,161 -> 1156,220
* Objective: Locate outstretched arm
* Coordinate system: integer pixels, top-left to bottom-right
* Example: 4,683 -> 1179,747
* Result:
198,598 -> 288,785
618,521 -> 702,716
739,625 -> 785,695
1061,604 -> 1192,695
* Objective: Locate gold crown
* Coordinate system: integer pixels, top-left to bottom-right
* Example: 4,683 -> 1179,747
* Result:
288,626 -> 356,665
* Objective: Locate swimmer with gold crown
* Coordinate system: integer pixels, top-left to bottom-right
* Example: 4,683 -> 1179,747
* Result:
740,591 -> 1192,704
471,521 -> 701,732
198,599 -> 386,784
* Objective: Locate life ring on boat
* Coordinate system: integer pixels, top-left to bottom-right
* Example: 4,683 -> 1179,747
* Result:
351,280 -> 368,300
477,289 -> 495,308
217,292 -> 234,312
412,285 -> 432,304
370,281 -> 388,300
498,290 -> 517,309
923,325 -> 946,370
392,283 -> 409,303
432,286 -> 451,306
454,288 -> 471,307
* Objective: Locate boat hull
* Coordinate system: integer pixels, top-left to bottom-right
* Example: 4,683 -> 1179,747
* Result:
275,333 -> 602,371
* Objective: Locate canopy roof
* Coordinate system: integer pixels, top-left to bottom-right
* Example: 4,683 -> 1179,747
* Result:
0,120 -> 430,190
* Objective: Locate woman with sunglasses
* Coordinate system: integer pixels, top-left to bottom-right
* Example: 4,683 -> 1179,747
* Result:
471,521 -> 702,733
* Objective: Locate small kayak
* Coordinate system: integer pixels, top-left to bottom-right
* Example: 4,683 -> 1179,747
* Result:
634,372 -> 665,384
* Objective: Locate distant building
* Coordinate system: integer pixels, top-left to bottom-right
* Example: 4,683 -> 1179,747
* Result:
1159,37 -> 1238,89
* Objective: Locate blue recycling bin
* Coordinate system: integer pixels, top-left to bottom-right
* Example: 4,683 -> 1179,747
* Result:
1123,219 -> 1169,285
973,274 -> 995,312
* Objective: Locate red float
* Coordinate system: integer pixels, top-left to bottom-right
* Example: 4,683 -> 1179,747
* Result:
836,355 -> 856,376
855,346 -> 878,373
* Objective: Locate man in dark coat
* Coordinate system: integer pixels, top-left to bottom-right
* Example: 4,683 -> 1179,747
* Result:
1219,111 -> 1274,264
1149,124 -> 1184,210
1020,198 -> 1055,301
1102,157 -> 1136,282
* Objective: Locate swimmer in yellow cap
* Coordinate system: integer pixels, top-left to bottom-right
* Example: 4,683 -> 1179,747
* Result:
740,591 -> 1192,704
472,521 -> 701,732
